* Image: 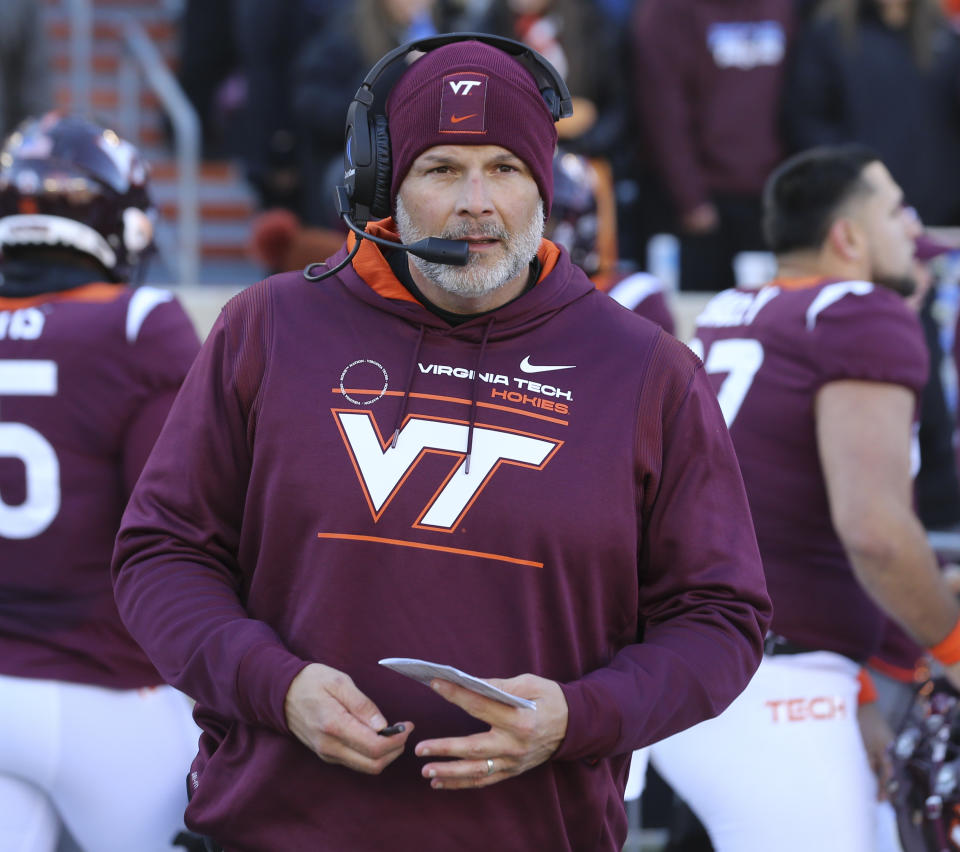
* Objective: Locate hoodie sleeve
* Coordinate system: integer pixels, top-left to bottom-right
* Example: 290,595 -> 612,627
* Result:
112,282 -> 308,733
555,336 -> 771,760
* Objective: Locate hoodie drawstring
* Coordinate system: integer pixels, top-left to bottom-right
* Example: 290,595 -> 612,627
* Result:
391,317 -> 494,475
391,323 -> 426,448
465,317 -> 495,475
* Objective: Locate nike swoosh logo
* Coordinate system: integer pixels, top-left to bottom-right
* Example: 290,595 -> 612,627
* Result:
450,114 -> 478,124
520,356 -> 576,374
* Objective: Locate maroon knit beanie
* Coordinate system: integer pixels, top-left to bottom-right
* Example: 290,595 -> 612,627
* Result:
386,41 -> 558,213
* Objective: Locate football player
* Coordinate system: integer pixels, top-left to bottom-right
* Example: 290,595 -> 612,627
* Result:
649,144 -> 960,851
0,113 -> 201,852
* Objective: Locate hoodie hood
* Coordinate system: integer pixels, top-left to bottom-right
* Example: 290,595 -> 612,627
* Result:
325,218 -> 592,342
320,217 -> 595,471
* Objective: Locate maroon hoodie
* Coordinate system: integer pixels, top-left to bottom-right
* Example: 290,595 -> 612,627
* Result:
113,227 -> 770,851
633,0 -> 795,215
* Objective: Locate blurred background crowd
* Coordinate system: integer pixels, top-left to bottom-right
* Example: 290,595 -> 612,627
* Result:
179,0 -> 960,292
8,0 -> 960,293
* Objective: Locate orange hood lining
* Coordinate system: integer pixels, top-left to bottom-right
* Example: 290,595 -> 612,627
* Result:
350,218 -> 561,303
766,276 -> 824,291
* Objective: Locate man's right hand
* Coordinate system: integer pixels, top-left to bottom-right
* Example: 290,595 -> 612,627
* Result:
681,202 -> 719,234
284,663 -> 414,774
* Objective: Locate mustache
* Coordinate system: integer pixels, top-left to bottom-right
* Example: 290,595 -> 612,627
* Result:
441,221 -> 510,241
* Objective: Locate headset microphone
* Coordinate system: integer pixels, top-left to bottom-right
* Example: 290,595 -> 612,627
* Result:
335,185 -> 469,266
303,188 -> 469,282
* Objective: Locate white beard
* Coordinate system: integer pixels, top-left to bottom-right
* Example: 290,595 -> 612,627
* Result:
395,196 -> 545,299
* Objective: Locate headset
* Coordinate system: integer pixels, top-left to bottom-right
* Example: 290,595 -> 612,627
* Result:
305,32 -> 573,281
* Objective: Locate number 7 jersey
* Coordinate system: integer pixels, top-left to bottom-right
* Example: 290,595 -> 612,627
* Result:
691,278 -> 928,662
0,280 -> 200,688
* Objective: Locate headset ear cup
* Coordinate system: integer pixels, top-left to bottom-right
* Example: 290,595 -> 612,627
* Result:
369,114 -> 393,220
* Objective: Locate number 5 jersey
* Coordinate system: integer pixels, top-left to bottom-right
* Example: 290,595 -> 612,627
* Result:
0,268 -> 200,688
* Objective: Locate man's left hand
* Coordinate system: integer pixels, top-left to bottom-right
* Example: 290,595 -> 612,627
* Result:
414,674 -> 568,789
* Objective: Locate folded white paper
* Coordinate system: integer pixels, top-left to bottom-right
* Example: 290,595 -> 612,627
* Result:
378,657 -> 537,710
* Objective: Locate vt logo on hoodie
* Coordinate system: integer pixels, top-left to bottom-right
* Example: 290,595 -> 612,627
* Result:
333,411 -> 561,531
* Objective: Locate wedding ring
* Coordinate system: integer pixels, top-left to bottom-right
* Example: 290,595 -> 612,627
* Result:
486,758 -> 495,776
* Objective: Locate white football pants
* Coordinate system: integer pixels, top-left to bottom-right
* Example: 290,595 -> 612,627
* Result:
0,674 -> 199,852
647,652 -> 903,852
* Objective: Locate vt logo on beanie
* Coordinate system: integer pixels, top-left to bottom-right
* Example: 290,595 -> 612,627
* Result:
440,73 -> 488,134
386,40 -> 559,212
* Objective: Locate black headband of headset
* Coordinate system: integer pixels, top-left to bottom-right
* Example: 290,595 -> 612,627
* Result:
351,31 -> 573,122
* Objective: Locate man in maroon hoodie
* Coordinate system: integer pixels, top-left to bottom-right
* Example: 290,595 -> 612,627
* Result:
113,35 -> 771,851
632,0 -> 795,292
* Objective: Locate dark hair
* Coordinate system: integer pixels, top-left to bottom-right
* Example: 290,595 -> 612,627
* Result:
762,144 -> 880,254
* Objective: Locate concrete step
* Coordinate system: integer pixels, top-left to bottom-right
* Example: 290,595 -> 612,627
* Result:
157,219 -> 253,260
150,159 -> 235,182
50,49 -> 174,75
155,185 -> 255,224
153,157 -> 256,259
157,199 -> 253,223
151,158 -> 256,208
46,15 -> 177,44
44,0 -> 178,125
41,0 -> 174,7
54,82 -> 162,112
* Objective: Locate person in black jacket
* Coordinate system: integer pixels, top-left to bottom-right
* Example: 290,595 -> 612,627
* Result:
783,0 -> 960,227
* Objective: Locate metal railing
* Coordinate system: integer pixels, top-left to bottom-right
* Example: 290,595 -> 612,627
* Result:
61,1 -> 201,286
64,0 -> 92,117
119,19 -> 200,287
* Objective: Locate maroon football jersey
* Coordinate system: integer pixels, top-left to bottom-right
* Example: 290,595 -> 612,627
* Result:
692,278 -> 928,661
607,271 -> 676,336
0,281 -> 200,687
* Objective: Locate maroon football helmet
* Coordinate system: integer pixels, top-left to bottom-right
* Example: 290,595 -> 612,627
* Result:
545,150 -> 600,277
0,112 -> 155,281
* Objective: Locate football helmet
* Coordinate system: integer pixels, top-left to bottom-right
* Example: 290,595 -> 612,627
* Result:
889,677 -> 960,851
545,150 -> 600,277
0,112 -> 155,281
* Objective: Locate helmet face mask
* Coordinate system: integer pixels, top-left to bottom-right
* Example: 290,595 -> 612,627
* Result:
0,112 -> 155,282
